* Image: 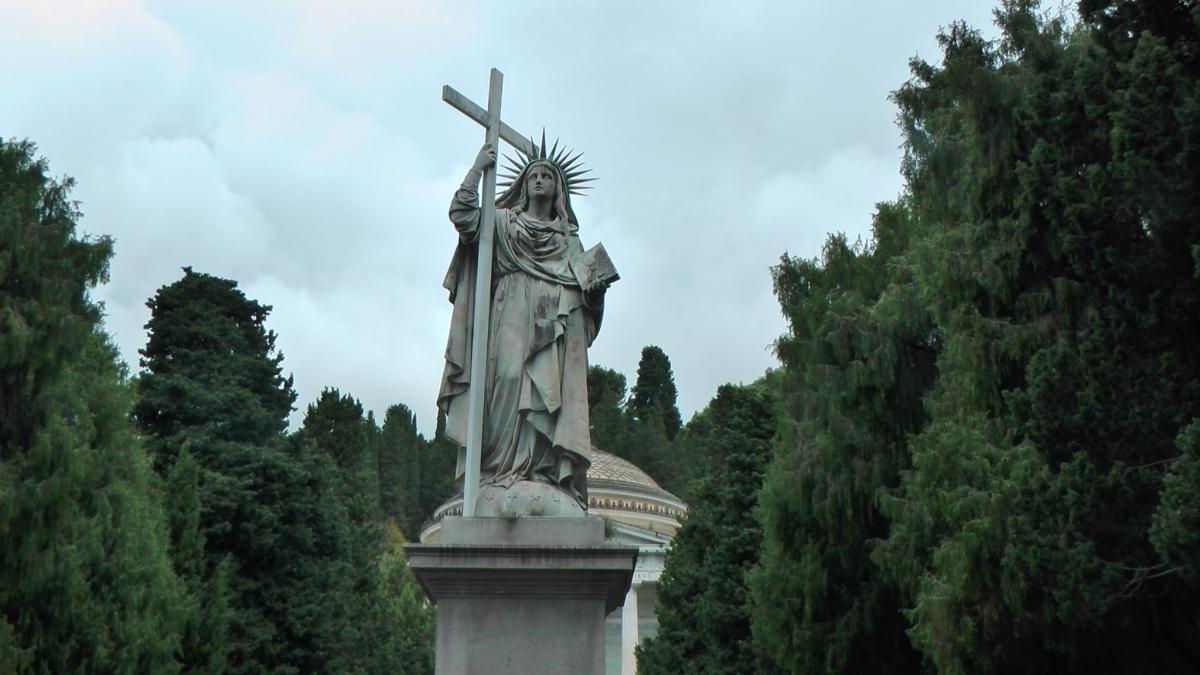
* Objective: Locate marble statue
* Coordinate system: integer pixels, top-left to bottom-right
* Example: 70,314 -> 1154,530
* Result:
438,139 -> 616,513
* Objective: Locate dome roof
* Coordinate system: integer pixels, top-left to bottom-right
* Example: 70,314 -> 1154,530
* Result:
585,446 -> 687,538
587,446 -> 665,491
418,445 -> 687,543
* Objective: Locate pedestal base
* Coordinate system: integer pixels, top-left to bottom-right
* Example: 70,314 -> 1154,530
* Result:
406,517 -> 638,675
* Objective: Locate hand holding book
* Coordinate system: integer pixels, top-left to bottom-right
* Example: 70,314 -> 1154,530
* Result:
576,243 -> 619,294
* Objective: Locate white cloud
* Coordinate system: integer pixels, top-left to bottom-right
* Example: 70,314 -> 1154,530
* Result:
3,0 -> 1000,437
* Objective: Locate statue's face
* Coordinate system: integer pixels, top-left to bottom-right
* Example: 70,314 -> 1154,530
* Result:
524,163 -> 558,201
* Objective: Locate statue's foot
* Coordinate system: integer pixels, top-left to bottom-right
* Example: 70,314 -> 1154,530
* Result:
475,480 -> 586,518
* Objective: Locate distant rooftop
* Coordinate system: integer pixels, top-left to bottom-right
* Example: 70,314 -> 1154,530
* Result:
588,446 -> 665,491
419,445 -> 687,543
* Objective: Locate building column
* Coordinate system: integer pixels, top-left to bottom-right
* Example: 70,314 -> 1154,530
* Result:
621,582 -> 639,675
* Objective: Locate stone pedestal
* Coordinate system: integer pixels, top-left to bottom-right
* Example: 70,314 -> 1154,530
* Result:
406,516 -> 638,675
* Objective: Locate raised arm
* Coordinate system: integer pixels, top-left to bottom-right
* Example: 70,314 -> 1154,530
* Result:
448,143 -> 497,242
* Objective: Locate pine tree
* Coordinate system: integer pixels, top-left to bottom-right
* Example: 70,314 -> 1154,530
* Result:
637,384 -> 778,675
755,3 -> 1200,673
874,5 -> 1200,671
298,388 -> 381,519
752,215 -> 930,674
369,521 -> 434,674
0,138 -> 185,673
587,365 -> 629,453
379,403 -> 423,537
133,269 -> 346,674
419,409 -> 459,529
629,345 -> 683,441
296,390 -> 435,672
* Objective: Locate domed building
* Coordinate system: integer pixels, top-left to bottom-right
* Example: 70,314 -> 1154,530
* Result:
419,447 -> 688,675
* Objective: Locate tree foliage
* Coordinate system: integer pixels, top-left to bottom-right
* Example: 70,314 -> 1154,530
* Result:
379,403 -> 423,537
295,390 -> 433,674
134,270 -> 436,673
752,220 -> 930,674
134,269 -> 294,468
755,2 -> 1200,673
417,410 -> 458,536
0,139 -> 185,673
297,388 -> 381,519
587,349 -> 693,497
133,269 -> 333,674
587,365 -> 629,453
638,384 -> 778,675
629,345 -> 683,441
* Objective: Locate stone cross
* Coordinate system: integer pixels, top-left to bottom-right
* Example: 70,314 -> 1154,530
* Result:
442,69 -> 533,517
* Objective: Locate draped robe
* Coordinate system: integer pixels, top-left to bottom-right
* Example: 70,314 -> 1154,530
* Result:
437,183 -> 602,507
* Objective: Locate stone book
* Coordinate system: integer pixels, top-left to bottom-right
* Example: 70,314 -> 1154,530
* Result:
576,242 -> 620,289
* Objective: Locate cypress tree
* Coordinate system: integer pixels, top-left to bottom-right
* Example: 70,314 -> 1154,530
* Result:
133,269 -> 346,674
418,410 -> 459,528
752,218 -> 931,674
874,5 -> 1200,671
296,390 -> 434,673
755,3 -> 1200,673
637,384 -> 778,675
629,345 -> 683,441
379,403 -> 423,538
588,349 -> 684,493
0,139 -> 185,673
587,364 -> 629,454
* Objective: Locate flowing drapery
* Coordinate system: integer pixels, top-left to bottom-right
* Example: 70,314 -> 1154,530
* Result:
437,183 -> 601,507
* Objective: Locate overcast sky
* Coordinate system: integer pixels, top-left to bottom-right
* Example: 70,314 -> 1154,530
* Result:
1,0 -> 999,435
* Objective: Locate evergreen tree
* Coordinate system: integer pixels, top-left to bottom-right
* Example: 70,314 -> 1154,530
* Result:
0,139 -> 185,673
666,402 -> 713,502
628,346 -> 685,491
752,217 -> 930,674
1151,420 -> 1200,584
587,350 -> 684,494
756,3 -> 1200,673
379,403 -> 423,537
629,345 -> 683,441
419,409 -> 459,527
134,269 -> 294,469
296,390 -> 434,673
624,404 -> 676,491
587,364 -> 629,453
876,5 -> 1200,671
164,449 -> 233,674
133,269 -> 347,674
295,390 -> 383,564
637,384 -> 778,675
297,388 -> 381,519
370,521 -> 435,674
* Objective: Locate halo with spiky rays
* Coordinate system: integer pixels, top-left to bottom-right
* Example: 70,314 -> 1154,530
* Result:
497,129 -> 595,197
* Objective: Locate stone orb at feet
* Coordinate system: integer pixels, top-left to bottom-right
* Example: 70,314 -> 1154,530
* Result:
474,481 -> 586,518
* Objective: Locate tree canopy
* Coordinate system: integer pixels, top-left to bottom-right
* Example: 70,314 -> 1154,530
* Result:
8,1 -> 1200,672
0,138 -> 185,673
754,2 -> 1200,672
588,348 -> 696,497
637,383 -> 778,675
629,345 -> 683,442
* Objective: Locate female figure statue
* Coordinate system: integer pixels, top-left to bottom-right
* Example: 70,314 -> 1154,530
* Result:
438,141 -> 613,512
